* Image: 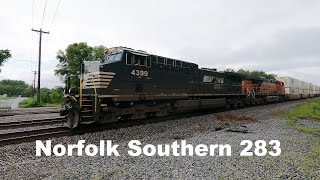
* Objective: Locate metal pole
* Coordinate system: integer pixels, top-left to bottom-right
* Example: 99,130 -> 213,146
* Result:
31,28 -> 49,103
37,29 -> 42,102
32,70 -> 37,98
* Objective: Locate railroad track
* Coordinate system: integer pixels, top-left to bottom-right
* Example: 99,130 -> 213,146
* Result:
0,110 -> 59,117
0,117 -> 65,130
0,126 -> 73,147
0,99 -> 311,147
0,104 -> 267,147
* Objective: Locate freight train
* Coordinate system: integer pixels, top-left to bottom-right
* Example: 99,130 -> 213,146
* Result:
60,47 -> 319,128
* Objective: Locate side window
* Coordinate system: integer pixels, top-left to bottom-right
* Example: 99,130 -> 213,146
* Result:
158,57 -> 165,65
167,59 -> 174,66
146,57 -> 151,68
126,53 -> 132,65
133,55 -> 139,66
139,56 -> 146,66
175,60 -> 182,68
152,56 -> 158,64
182,62 -> 189,68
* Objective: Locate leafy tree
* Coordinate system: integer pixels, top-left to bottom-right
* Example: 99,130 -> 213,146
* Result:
237,69 -> 277,80
49,87 -> 64,104
0,49 -> 11,72
0,79 -> 32,96
19,86 -> 65,108
54,42 -> 106,88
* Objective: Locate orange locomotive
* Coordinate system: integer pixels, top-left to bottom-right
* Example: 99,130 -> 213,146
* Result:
242,76 -> 285,102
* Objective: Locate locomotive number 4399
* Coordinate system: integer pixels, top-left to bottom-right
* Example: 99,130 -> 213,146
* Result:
131,70 -> 149,77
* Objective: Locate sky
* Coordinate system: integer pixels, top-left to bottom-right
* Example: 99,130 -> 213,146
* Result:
0,0 -> 320,88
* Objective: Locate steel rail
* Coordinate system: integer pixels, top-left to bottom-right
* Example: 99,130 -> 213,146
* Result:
0,126 -> 73,147
0,98 -> 312,147
0,117 -> 65,130
0,110 -> 58,117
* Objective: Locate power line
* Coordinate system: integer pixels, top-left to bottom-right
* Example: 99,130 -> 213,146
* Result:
31,0 -> 34,27
41,0 -> 48,28
30,0 -> 36,71
49,0 -> 62,30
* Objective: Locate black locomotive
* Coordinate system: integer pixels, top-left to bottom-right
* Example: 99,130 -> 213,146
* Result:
60,47 -> 285,128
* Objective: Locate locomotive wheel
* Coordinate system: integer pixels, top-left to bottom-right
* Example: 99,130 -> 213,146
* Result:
66,109 -> 80,129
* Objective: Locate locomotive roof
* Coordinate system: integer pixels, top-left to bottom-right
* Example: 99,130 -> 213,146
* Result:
107,46 -> 198,66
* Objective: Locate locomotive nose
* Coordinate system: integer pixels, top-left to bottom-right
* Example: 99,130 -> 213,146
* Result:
82,72 -> 116,89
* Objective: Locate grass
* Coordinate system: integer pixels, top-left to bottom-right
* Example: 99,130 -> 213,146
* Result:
284,99 -> 320,136
0,97 -> 14,100
285,99 -> 320,121
273,100 -> 320,177
299,139 -> 320,177
296,126 -> 320,136
0,109 -> 12,114
273,98 -> 320,136
19,98 -> 61,108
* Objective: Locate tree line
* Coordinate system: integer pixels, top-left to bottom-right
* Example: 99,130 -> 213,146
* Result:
0,80 -> 33,97
0,79 -> 64,104
236,69 -> 277,80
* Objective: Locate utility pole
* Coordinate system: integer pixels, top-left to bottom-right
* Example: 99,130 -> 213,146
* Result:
31,28 -> 49,103
32,70 -> 37,98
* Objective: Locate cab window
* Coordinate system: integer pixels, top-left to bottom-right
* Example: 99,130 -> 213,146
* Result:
126,53 -> 132,65
126,53 -> 151,68
152,56 -> 158,64
105,52 -> 122,63
167,59 -> 174,66
139,56 -> 146,66
146,57 -> 151,68
158,57 -> 165,65
176,61 -> 182,68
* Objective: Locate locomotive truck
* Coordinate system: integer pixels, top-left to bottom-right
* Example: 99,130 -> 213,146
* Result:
60,46 -> 288,128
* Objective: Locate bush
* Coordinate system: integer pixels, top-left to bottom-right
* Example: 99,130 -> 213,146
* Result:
19,98 -> 43,108
19,87 -> 65,108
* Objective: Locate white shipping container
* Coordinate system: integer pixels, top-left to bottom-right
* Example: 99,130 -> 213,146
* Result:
300,81 -> 309,95
316,85 -> 320,95
309,83 -> 315,95
277,76 -> 301,95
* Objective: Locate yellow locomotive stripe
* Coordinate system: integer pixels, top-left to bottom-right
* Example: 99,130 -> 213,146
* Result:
82,72 -> 115,89
83,86 -> 109,89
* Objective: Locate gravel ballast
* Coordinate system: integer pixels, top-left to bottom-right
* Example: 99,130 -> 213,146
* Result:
0,99 -> 319,179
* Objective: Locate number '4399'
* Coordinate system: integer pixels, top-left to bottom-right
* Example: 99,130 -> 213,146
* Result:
131,70 -> 148,77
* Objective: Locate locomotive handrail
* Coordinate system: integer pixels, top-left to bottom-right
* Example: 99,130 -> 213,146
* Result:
92,77 -> 98,112
80,75 -> 83,108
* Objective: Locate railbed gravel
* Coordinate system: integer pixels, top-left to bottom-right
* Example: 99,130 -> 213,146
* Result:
0,99 -> 319,179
